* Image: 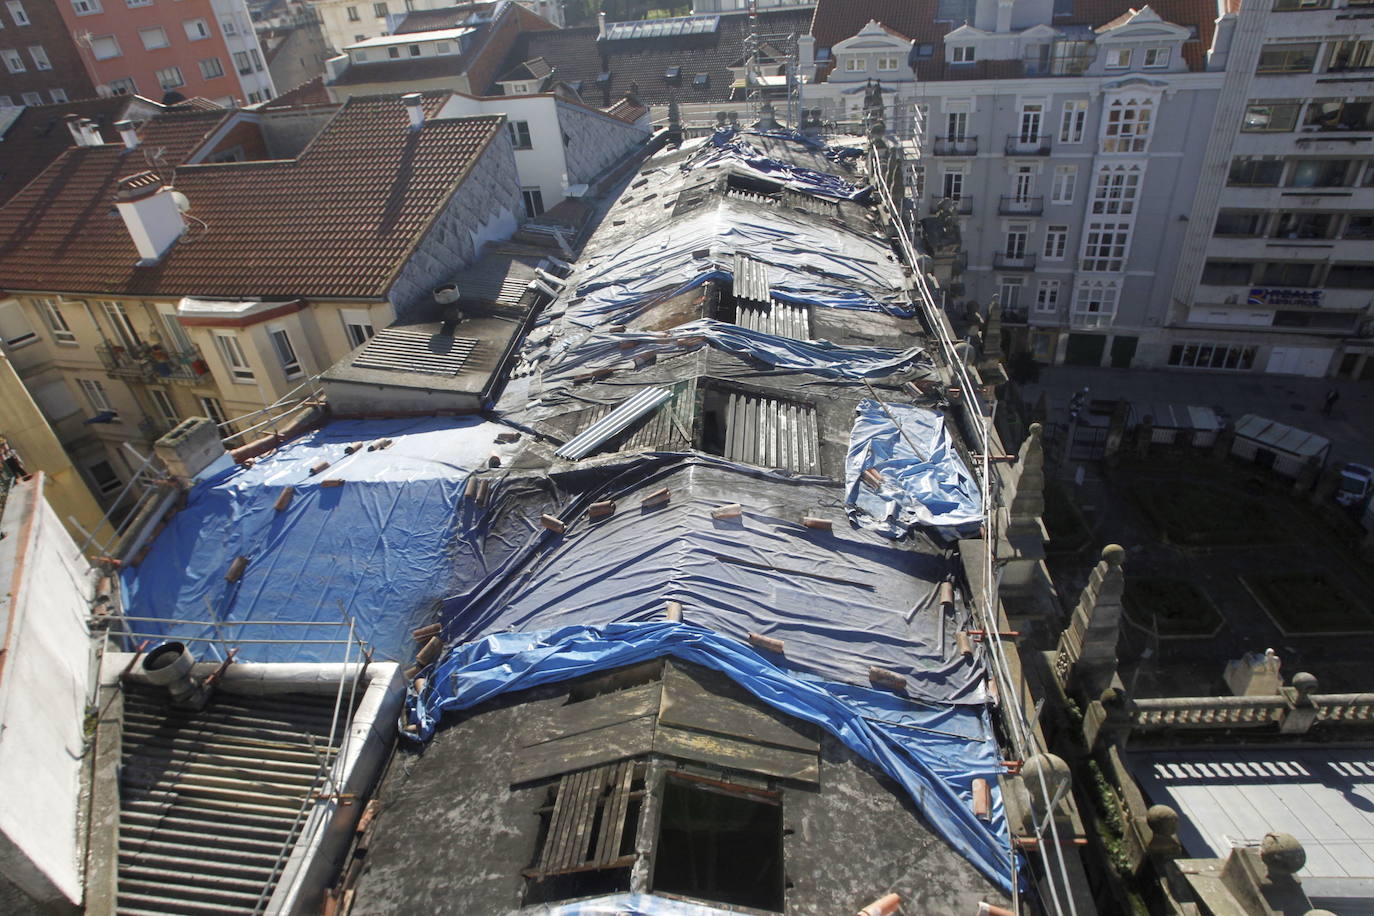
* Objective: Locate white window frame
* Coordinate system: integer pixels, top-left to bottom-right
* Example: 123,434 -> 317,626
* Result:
20,90 -> 39,105
876,56 -> 900,71
1081,221 -> 1132,272
184,18 -> 211,41
198,395 -> 228,429
198,56 -> 223,79
1092,163 -> 1142,216
155,65 -> 185,89
2,47 -> 25,73
1043,225 -> 1069,260
267,324 -> 302,380
91,35 -> 121,60
100,301 -> 141,350
28,44 -> 48,69
998,277 -> 1024,308
0,300 -> 37,348
156,305 -> 194,353
844,56 -> 867,72
49,87 -> 67,102
70,0 -> 101,15
140,26 -> 169,51
341,309 -> 374,348
126,0 -> 152,7
941,167 -> 965,200
78,378 -> 118,418
6,1 -> 29,26
37,297 -> 75,343
1059,100 -> 1088,143
1036,279 -> 1061,313
1018,102 -> 1045,142
952,45 -> 975,63
522,186 -> 545,217
1004,227 -> 1029,259
148,387 -> 179,427
1071,279 -> 1119,328
1143,47 -> 1170,68
85,459 -> 122,496
1105,48 -> 1131,70
107,76 -> 136,95
1051,165 -> 1077,203
213,332 -> 254,382
1102,96 -> 1155,153
507,120 -> 532,150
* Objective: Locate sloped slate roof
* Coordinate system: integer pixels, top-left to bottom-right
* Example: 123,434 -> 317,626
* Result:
0,94 -> 502,300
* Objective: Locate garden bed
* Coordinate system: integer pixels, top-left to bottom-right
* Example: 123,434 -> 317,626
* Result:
1128,480 -> 1281,547
1122,577 -> 1223,637
1242,571 -> 1374,635
1045,478 -> 1092,553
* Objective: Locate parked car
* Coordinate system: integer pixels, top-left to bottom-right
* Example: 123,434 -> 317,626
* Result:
1337,462 -> 1374,509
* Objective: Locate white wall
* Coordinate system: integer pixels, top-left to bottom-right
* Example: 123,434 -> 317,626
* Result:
0,476 -> 93,908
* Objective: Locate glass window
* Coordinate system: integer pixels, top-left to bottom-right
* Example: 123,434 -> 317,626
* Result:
373,1 -> 387,16
942,167 -> 964,199
1342,215 -> 1374,239
49,88 -> 66,103
86,459 -> 122,495
198,395 -> 228,428
1326,264 -> 1374,288
100,301 -> 141,350
1287,159 -> 1350,188
36,297 -> 75,343
522,187 -> 545,216
1143,47 -> 1170,68
1242,102 -> 1300,131
140,27 -> 169,51
78,378 -> 117,418
198,56 -> 223,79
1256,43 -> 1318,73
155,65 -> 184,89
6,2 -> 29,26
1044,225 -> 1069,260
1201,260 -> 1254,285
347,5 -> 360,21
999,277 -> 1024,308
1059,100 -> 1087,143
1081,222 -> 1130,272
213,332 -> 253,382
0,301 -> 37,347
1227,157 -> 1283,186
28,44 -> 48,69
2,47 -> 24,73
1092,164 -> 1141,215
126,0 -> 152,7
268,326 -> 302,379
1105,48 -> 1131,69
149,388 -> 179,427
107,76 -> 136,95
1036,279 -> 1061,312
876,56 -> 900,71
1051,165 -> 1076,203
1004,228 -> 1029,258
184,18 -> 210,41
71,0 -> 102,15
1214,210 -> 1265,236
233,50 -> 252,74
1071,280 -> 1119,327
1303,99 -> 1374,132
952,45 -> 975,63
1327,40 -> 1374,72
507,120 -> 532,149
1274,0 -> 1331,8
1102,97 -> 1154,152
340,309 -> 375,348
844,57 -> 867,71
1259,261 -> 1318,286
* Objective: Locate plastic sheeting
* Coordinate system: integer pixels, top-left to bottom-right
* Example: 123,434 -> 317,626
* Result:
846,399 -> 984,539
685,130 -> 871,201
542,319 -> 929,384
440,459 -> 985,704
119,418 -> 515,663
563,198 -> 912,329
525,895 -> 738,916
405,621 -> 1013,894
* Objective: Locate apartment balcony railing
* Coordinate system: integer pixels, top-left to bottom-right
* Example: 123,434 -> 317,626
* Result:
928,195 -> 974,215
931,136 -> 978,156
993,252 -> 1037,270
96,342 -> 211,385
1000,307 -> 1029,325
1069,310 -> 1115,330
999,195 -> 1044,216
1005,134 -> 1051,156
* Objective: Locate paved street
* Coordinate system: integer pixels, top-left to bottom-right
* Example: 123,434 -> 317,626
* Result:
1018,366 -> 1374,466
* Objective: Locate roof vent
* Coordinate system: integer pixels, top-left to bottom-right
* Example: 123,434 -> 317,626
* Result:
402,92 -> 424,131
114,171 -> 186,263
64,114 -> 102,147
142,642 -> 209,710
434,283 -> 460,304
115,119 -> 139,151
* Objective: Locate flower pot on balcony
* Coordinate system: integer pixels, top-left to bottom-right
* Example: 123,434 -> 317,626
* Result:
191,359 -> 209,376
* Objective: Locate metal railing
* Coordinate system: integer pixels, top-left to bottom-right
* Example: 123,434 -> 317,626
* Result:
993,252 -> 1038,270
999,195 -> 1044,216
1006,134 -> 1051,156
96,342 -> 210,385
932,136 -> 978,156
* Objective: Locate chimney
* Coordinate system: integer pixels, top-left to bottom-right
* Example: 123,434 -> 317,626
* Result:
115,119 -> 139,151
597,10 -> 607,38
80,119 -> 103,145
402,92 -> 424,131
114,171 -> 186,263
995,0 -> 1014,32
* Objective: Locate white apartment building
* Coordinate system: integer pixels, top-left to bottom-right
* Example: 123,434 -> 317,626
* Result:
310,0 -> 561,54
1170,0 -> 1374,380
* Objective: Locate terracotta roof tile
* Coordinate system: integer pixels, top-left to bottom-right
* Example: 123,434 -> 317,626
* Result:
605,97 -> 649,123
271,76 -> 333,107
394,2 -> 497,34
0,96 -> 136,206
0,95 -> 503,301
811,0 -> 951,50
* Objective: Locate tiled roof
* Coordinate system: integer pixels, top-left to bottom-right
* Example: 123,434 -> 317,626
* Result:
333,18 -> 495,86
271,75 -> 332,107
487,8 -> 814,106
811,0 -> 1217,79
0,97 -> 135,206
0,95 -> 504,301
394,2 -> 496,34
605,97 -> 648,123
134,108 -> 235,163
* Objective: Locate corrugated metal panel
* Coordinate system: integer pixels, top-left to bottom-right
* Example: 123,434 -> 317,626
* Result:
451,256 -> 537,306
556,388 -> 674,460
352,327 -> 478,376
736,299 -> 809,340
782,190 -> 840,216
723,392 -> 819,475
733,254 -> 771,303
116,686 -> 342,915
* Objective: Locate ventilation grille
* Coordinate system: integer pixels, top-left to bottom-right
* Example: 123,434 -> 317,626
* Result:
351,327 -> 478,376
116,686 -> 342,915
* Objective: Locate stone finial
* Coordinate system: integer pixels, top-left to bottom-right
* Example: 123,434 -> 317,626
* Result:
1260,833 -> 1306,878
1291,671 -> 1318,699
1021,753 -> 1071,814
1102,544 -> 1126,567
1009,424 -> 1046,522
1146,804 -> 1182,858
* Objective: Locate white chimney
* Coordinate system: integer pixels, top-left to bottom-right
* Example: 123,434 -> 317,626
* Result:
114,172 -> 186,263
597,10 -> 607,38
65,114 -> 93,147
402,92 -> 424,131
115,119 -> 139,151
995,0 -> 1013,32
80,119 -> 103,146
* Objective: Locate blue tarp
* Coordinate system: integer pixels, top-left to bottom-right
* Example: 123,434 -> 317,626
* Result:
406,621 -> 1012,894
439,460 -> 985,704
846,400 -> 984,539
528,895 -> 738,916
541,318 -> 929,384
687,130 -> 871,201
119,417 -> 514,662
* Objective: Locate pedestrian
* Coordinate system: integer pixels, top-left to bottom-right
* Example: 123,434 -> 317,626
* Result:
1323,387 -> 1340,416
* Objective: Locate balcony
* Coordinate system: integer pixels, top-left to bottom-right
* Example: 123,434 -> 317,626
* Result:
138,416 -> 179,442
931,136 -> 978,156
999,195 -> 1044,216
1000,307 -> 1029,325
993,252 -> 1037,270
1005,134 -> 1051,156
930,196 -> 974,215
96,342 -> 210,385
1070,310 -> 1115,330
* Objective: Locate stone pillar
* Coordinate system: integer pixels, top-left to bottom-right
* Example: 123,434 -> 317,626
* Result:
1055,545 -> 1126,697
999,424 -> 1048,595
1279,671 -> 1320,735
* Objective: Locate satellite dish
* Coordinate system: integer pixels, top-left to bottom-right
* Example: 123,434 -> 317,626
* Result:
171,191 -> 190,213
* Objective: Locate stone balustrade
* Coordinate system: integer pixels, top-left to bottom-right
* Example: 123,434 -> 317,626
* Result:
1131,692 -> 1374,732
1313,694 -> 1374,723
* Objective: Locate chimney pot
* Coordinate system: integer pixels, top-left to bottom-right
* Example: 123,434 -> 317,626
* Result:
65,114 -> 92,147
402,92 -> 424,131
115,119 -> 139,151
597,10 -> 607,38
113,171 -> 186,262
80,118 -> 102,146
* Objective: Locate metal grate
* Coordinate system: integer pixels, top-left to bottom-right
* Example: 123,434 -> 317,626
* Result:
526,760 -> 645,879
116,685 -> 342,915
351,327 -> 478,376
733,253 -> 771,303
736,299 -> 809,341
723,391 -> 820,475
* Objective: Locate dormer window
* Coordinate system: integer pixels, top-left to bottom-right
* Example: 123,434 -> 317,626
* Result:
952,45 -> 975,63
1143,47 -> 1170,67
693,72 -> 708,88
916,44 -> 934,58
876,56 -> 900,71
845,57 -> 867,71
664,65 -> 680,83
1105,48 -> 1131,69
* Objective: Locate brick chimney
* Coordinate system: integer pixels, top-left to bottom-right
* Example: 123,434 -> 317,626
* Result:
114,172 -> 185,263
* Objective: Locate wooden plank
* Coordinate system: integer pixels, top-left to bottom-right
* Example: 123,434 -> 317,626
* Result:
511,716 -> 656,786
593,760 -> 635,866
552,768 -> 596,871
558,766 -> 606,871
520,683 -> 662,749
538,771 -> 578,872
660,661 -> 819,753
653,724 -> 819,784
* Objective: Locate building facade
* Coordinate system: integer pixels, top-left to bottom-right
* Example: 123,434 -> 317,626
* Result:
0,0 -> 97,106
1169,0 -> 1374,380
310,0 -> 560,55
52,0 -> 274,104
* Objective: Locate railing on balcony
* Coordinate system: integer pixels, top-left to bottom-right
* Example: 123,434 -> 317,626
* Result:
1070,310 -> 1115,329
993,252 -> 1037,270
1005,134 -> 1051,156
999,195 -> 1044,216
1000,307 -> 1029,325
96,342 -> 211,385
928,195 -> 974,215
931,136 -> 978,156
